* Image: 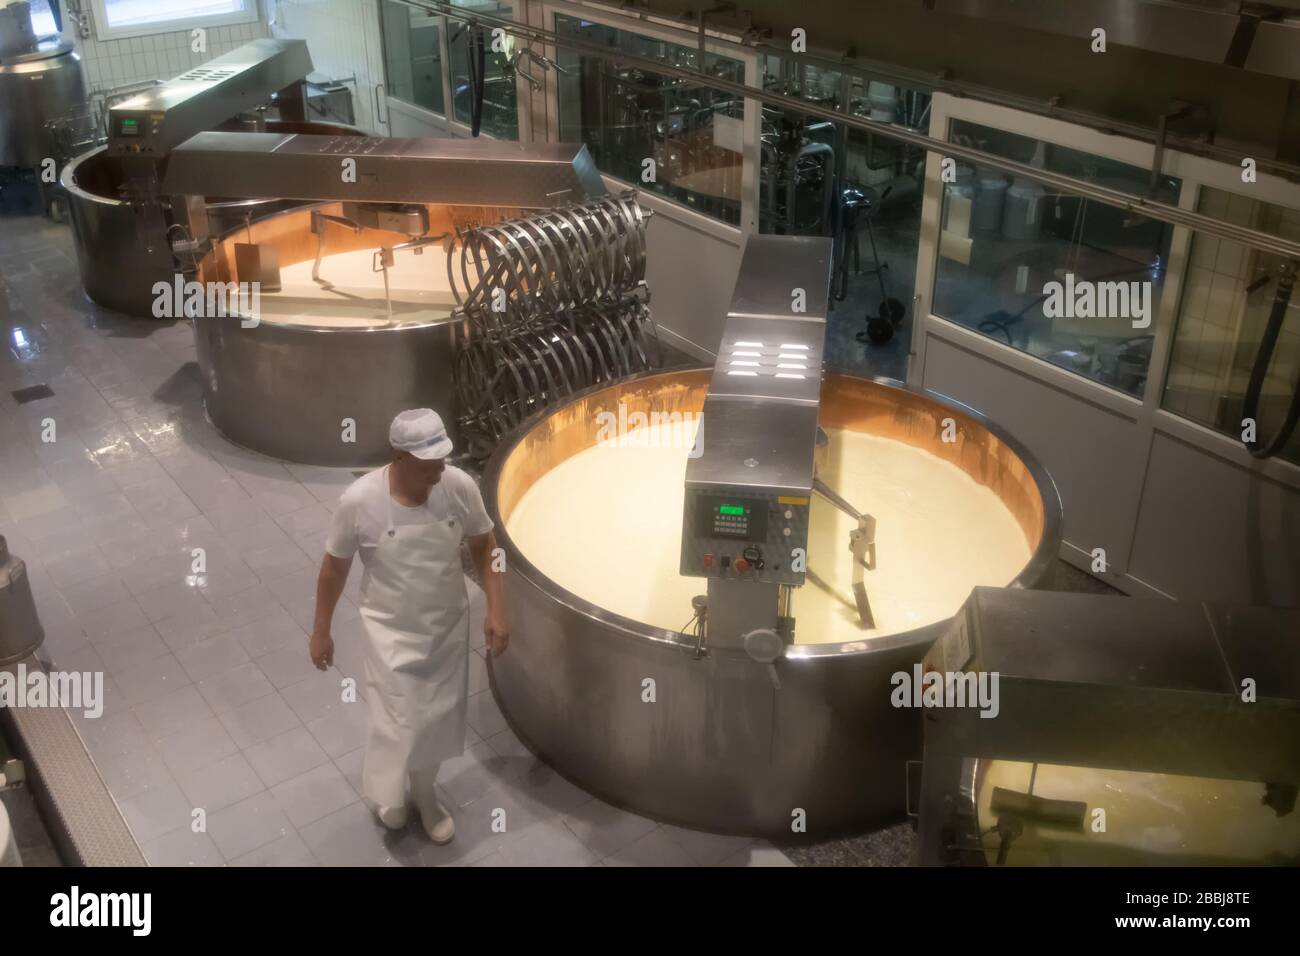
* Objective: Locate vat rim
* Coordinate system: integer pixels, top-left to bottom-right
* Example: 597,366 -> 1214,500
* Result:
482,364 -> 1064,662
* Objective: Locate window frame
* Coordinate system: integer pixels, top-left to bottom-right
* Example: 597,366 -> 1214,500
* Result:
89,0 -> 260,42
377,0 -> 451,123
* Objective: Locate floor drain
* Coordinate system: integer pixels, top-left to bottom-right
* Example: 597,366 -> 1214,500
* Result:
11,384 -> 54,404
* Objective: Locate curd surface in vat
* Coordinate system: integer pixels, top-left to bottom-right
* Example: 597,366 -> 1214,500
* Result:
505,419 -> 1032,643
257,249 -> 457,328
976,760 -> 1300,865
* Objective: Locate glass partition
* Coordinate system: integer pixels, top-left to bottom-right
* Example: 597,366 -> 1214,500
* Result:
554,13 -> 745,226
449,1 -> 519,139
757,55 -> 931,379
1162,187 -> 1300,464
931,119 -> 1179,398
381,0 -> 445,116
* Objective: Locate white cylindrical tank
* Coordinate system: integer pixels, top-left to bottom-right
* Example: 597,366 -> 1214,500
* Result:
1002,177 -> 1045,240
866,81 -> 896,123
1002,141 -> 1048,241
973,172 -> 1009,233
0,799 -> 22,867
942,164 -> 975,231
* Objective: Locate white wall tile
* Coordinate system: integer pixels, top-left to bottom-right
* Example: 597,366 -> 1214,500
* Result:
70,7 -> 271,93
270,0 -> 395,134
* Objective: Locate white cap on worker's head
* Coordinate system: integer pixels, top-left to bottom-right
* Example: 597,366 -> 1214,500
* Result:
389,408 -> 453,460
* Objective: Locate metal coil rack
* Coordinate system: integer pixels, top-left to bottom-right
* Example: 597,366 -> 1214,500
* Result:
450,191 -> 662,456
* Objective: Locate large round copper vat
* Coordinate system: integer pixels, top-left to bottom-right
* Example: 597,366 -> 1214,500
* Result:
60,118 -> 360,317
483,368 -> 1062,836
187,199 -> 475,466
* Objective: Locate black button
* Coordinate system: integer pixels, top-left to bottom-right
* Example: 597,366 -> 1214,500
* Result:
720,555 -> 731,569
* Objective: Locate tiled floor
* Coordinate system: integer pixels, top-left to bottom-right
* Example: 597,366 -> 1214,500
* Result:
0,199 -> 794,867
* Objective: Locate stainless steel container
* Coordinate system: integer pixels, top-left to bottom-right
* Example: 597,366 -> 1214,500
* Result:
193,313 -> 458,468
0,40 -> 85,168
0,535 -> 44,666
60,119 -> 360,317
192,202 -> 462,467
482,368 -> 1062,836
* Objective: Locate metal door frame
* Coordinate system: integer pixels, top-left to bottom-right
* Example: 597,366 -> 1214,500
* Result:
374,0 -> 521,140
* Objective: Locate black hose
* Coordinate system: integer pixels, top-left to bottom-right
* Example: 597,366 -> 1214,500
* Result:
1241,263 -> 1299,460
977,263 -> 1157,344
466,25 -> 486,137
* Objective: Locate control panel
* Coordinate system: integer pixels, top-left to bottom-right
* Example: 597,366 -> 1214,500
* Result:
110,113 -> 166,155
680,487 -> 810,586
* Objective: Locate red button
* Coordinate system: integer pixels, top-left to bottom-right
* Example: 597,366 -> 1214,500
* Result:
703,553 -> 714,569
734,558 -> 749,574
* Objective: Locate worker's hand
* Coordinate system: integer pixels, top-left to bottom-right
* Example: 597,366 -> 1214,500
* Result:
485,612 -> 509,658
309,630 -> 334,670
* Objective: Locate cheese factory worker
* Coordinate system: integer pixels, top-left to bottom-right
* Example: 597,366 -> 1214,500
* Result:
309,408 -> 508,844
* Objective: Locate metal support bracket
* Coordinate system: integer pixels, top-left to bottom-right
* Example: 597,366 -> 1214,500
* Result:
813,476 -> 877,628
1149,99 -> 1212,199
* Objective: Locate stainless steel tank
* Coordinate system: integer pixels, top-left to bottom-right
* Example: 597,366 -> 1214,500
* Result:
482,368 -> 1062,837
60,119 -> 360,317
0,38 -> 84,168
0,535 -> 44,666
193,314 -> 458,468
191,201 -> 461,467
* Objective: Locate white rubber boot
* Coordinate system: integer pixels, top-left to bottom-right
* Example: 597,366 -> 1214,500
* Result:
410,766 -> 454,845
364,798 -> 408,830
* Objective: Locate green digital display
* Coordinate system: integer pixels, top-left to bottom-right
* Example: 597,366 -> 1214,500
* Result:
696,495 -> 767,541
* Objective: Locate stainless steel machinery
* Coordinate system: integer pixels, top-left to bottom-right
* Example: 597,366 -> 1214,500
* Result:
914,588 -> 1300,865
483,238 -> 1062,836
161,133 -> 607,466
161,131 -> 605,207
679,235 -> 878,651
61,118 -> 360,317
0,1 -> 84,169
0,535 -> 42,665
60,38 -> 320,316
449,192 -> 658,455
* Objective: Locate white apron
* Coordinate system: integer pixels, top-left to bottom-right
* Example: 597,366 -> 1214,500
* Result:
358,469 -> 470,809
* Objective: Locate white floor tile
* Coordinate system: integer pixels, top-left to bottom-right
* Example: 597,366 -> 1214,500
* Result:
271,762 -> 359,829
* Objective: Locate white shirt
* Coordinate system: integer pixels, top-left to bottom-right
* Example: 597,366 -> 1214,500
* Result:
325,465 -> 493,566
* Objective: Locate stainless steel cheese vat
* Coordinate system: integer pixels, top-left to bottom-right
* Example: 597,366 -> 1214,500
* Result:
0,39 -> 84,168
190,200 -> 466,467
0,535 -> 43,666
60,118 -> 360,317
482,368 -> 1062,837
